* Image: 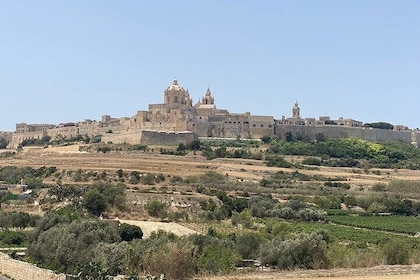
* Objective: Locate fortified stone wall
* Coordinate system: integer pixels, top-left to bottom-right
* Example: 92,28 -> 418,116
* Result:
101,131 -> 142,144
11,131 -> 46,148
276,125 -> 417,145
249,115 -> 275,139
193,122 -> 251,139
139,130 -> 196,145
0,253 -> 65,280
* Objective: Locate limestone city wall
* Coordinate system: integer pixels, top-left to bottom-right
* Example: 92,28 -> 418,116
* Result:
101,130 -> 142,145
276,125 -> 416,145
11,130 -> 46,149
0,253 -> 65,280
139,130 -> 196,146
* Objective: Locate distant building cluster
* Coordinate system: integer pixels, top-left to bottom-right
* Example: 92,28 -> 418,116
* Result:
1,79 -> 418,148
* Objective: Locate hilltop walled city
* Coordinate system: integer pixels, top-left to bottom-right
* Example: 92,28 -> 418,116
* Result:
1,79 -> 419,148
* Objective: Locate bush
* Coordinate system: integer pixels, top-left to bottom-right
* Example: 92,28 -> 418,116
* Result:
0,230 -> 27,245
302,157 -> 322,166
146,200 -> 166,218
127,144 -> 147,151
266,155 -> 293,168
28,219 -> 118,273
83,190 -> 107,216
197,241 -> 241,274
261,135 -> 271,144
381,239 -> 412,265
259,229 -> 329,269
235,233 -> 261,259
143,240 -> 195,279
97,146 -> 111,153
119,223 -> 143,241
372,183 -> 387,192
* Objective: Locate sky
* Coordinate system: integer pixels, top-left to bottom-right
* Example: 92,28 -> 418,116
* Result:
0,1 -> 419,131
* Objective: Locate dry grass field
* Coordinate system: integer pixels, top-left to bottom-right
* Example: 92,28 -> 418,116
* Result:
3,145 -> 420,185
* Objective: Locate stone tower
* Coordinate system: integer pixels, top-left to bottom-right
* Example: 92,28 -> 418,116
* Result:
292,101 -> 300,118
202,88 -> 215,105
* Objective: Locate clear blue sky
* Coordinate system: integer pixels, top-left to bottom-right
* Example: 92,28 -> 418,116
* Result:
1,1 -> 419,131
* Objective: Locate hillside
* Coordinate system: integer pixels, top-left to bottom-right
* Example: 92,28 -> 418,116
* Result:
1,140 -> 420,279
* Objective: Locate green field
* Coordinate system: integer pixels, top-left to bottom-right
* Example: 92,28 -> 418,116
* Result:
328,215 -> 420,235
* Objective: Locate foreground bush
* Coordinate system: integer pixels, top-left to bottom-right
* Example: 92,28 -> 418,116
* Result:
259,229 -> 329,269
28,219 -> 119,273
381,239 -> 412,265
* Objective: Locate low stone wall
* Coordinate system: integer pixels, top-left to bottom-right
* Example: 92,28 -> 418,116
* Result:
0,253 -> 65,280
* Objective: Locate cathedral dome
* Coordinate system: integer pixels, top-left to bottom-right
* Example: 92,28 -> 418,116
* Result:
165,79 -> 186,93
164,79 -> 191,105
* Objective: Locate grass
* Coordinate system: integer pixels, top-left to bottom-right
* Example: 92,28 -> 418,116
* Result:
328,215 -> 420,235
292,221 -> 417,245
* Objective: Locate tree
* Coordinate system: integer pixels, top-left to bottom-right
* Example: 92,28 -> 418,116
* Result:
197,241 -> 241,274
129,171 -> 140,184
119,223 -> 143,241
285,131 -> 294,142
28,219 -> 118,273
382,239 -> 412,265
83,190 -> 107,216
259,229 -> 329,269
364,122 -> 394,130
261,135 -> 271,144
146,200 -> 165,218
236,233 -> 261,259
187,139 -> 201,151
177,143 -> 186,151
0,137 -> 8,149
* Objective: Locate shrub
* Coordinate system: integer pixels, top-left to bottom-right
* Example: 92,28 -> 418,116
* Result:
372,183 -> 387,192
143,240 -> 195,279
83,190 -> 107,216
197,242 -> 241,274
259,229 -> 329,269
128,144 -> 147,151
381,239 -> 412,265
28,219 -> 118,273
119,223 -> 143,241
235,233 -> 261,259
302,157 -> 322,166
0,230 -> 27,245
146,200 -> 166,218
266,155 -> 293,168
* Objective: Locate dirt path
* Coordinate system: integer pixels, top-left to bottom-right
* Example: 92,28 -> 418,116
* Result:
198,264 -> 420,279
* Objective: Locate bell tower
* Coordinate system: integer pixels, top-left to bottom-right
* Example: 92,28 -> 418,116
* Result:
292,101 -> 300,118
